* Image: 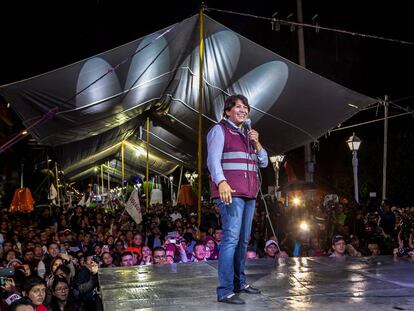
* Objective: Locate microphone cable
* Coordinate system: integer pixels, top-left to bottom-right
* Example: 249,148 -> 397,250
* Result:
246,127 -> 278,248
257,167 -> 279,251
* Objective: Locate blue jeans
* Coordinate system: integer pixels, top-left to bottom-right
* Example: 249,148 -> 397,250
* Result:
216,197 -> 256,300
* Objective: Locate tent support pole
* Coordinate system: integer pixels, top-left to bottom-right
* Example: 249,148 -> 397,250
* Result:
146,116 -> 150,210
121,141 -> 125,191
107,161 -> 110,195
55,162 -> 60,206
101,164 -> 104,196
297,0 -> 315,201
382,95 -> 389,201
197,6 -> 204,226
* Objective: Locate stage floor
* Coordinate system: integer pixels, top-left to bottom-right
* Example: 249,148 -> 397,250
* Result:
99,256 -> 414,310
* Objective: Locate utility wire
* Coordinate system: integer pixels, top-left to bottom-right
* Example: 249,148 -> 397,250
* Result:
205,7 -> 414,45
329,111 -> 412,133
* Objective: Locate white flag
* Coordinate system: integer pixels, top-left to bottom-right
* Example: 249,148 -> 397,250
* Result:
78,194 -> 85,206
125,188 -> 142,224
48,184 -> 58,204
85,196 -> 91,207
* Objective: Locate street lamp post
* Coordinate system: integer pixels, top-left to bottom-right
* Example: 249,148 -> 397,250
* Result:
169,176 -> 174,203
346,133 -> 362,204
269,155 -> 285,198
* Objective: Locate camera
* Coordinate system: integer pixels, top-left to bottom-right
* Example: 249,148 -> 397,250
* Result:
397,247 -> 410,257
0,268 -> 14,286
92,255 -> 102,264
169,238 -> 182,245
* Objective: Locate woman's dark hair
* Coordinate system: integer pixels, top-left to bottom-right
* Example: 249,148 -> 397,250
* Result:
51,275 -> 69,292
223,94 -> 250,117
54,264 -> 71,276
50,256 -> 65,273
22,276 -> 46,293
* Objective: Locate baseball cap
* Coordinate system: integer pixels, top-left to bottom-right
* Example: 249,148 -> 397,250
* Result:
332,235 -> 345,244
265,239 -> 278,248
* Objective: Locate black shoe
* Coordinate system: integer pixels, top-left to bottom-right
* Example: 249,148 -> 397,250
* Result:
218,293 -> 246,304
237,284 -> 261,294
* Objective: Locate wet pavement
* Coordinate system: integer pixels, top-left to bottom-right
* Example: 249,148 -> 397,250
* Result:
99,256 -> 414,310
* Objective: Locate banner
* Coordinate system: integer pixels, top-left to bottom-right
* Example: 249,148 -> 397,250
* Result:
125,188 -> 142,224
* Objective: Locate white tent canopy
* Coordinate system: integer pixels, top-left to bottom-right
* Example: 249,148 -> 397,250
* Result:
0,14 -> 376,181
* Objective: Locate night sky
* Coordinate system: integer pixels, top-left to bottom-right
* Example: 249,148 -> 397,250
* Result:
1,0 -> 413,204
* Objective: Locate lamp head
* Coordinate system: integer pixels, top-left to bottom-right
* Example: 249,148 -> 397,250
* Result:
270,155 -> 285,164
346,133 -> 361,151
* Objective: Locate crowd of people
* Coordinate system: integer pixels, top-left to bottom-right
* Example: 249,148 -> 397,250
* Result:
0,195 -> 413,310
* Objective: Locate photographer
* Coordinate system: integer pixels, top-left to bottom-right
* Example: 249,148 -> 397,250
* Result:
72,252 -> 102,311
1,269 -> 24,310
378,199 -> 396,236
393,229 -> 414,258
164,236 -> 188,263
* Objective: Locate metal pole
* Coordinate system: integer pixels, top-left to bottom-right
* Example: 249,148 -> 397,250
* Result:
170,179 -> 174,203
55,162 -> 60,206
121,142 -> 125,189
101,164 -> 104,196
352,151 -> 359,204
382,95 -> 388,200
296,0 -> 306,68
197,6 -> 205,226
20,163 -> 24,188
97,167 -> 100,196
296,0 -> 315,198
146,116 -> 150,210
273,163 -> 280,198
107,161 -> 110,195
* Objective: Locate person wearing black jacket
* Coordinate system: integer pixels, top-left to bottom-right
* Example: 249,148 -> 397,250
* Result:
72,252 -> 102,311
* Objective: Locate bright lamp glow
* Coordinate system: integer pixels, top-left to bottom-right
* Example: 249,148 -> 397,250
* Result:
292,197 -> 301,206
346,133 -> 361,151
269,155 -> 285,164
299,221 -> 309,231
135,146 -> 145,157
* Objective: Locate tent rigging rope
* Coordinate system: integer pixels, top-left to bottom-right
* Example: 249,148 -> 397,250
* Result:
205,7 -> 414,45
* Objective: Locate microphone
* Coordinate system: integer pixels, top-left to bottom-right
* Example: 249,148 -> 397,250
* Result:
244,118 -> 256,150
244,118 -> 252,131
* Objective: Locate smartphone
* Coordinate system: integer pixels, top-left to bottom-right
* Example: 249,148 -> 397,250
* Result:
168,231 -> 178,238
169,239 -> 177,244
